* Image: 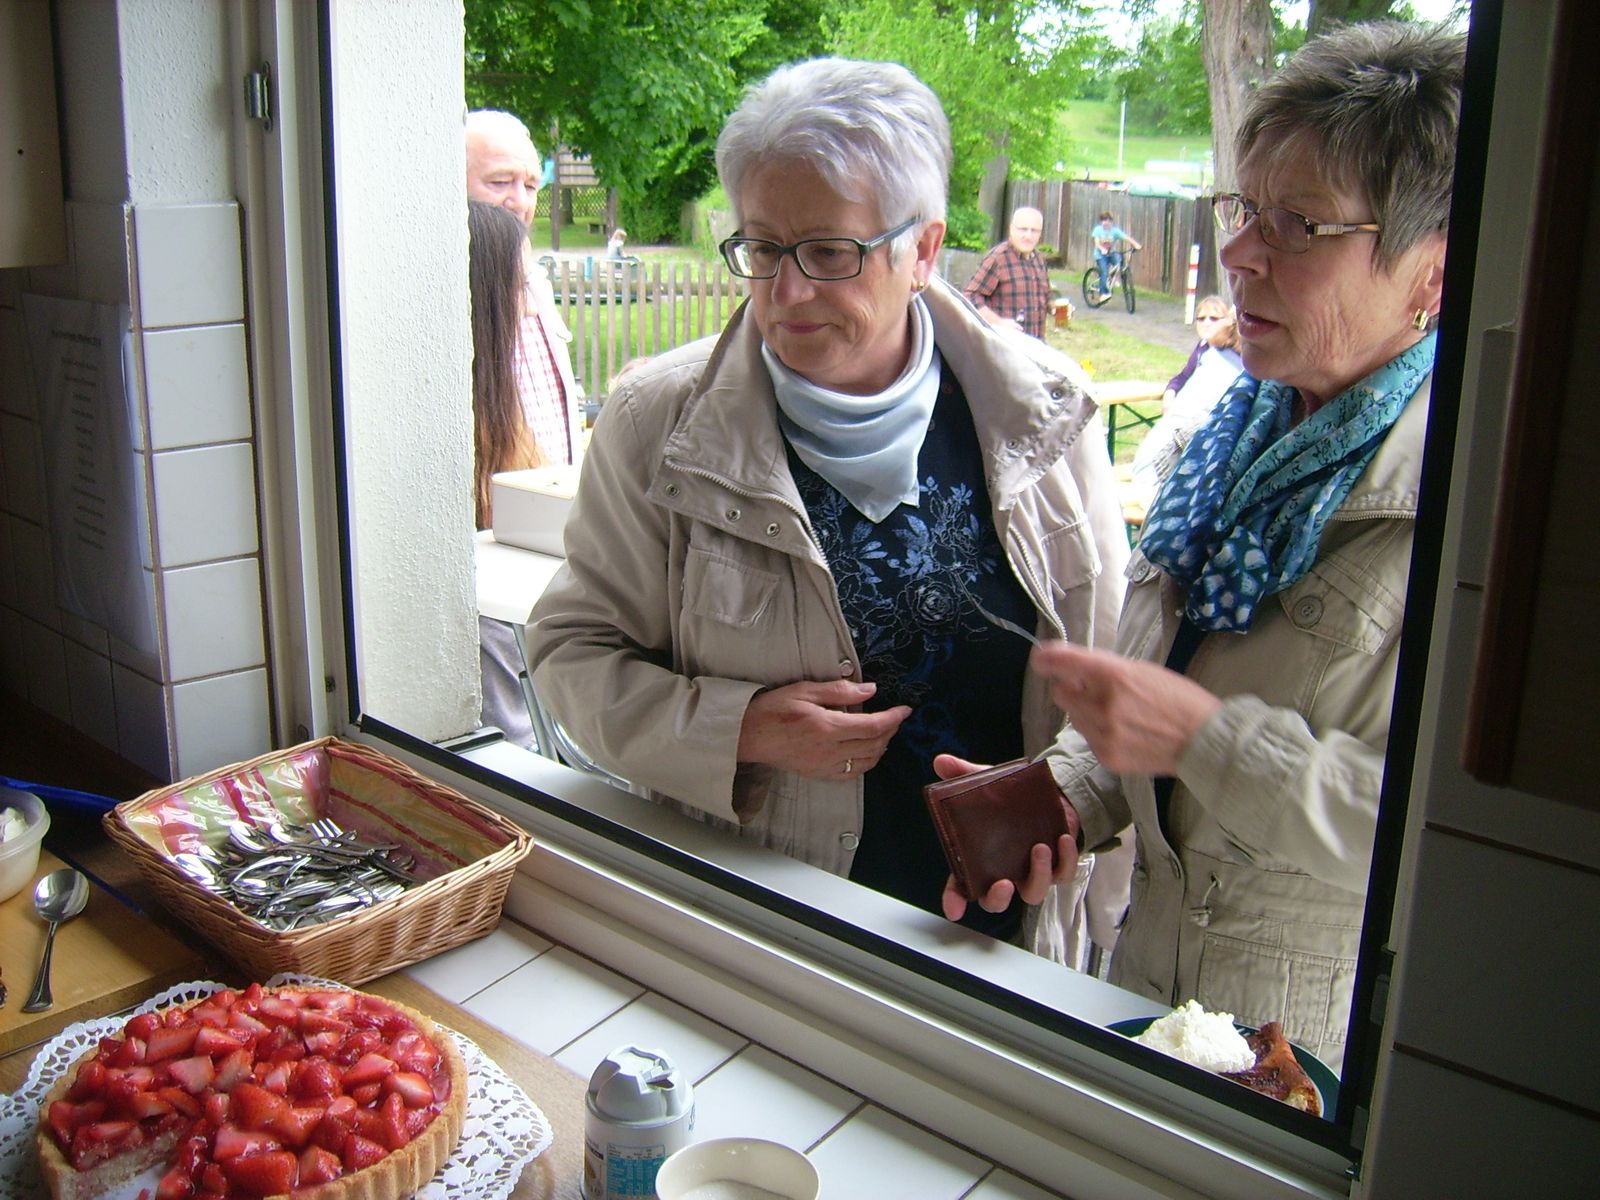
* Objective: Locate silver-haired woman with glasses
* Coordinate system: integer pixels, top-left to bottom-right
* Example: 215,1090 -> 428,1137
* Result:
527,57 -> 1128,952
946,22 -> 1462,1069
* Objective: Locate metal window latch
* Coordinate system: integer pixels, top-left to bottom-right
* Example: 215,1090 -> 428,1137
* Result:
245,61 -> 273,132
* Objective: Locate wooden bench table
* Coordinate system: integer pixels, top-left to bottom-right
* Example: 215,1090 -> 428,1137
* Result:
1092,378 -> 1164,460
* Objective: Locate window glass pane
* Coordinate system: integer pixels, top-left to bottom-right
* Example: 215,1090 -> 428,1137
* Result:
323,2 -> 1490,1168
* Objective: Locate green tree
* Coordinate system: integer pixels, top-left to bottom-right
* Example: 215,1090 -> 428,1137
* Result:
1109,5 -> 1210,135
465,0 -> 837,242
827,0 -> 1098,248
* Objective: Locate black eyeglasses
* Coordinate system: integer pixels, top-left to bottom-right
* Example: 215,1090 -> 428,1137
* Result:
1210,193 -> 1379,254
720,218 -> 920,281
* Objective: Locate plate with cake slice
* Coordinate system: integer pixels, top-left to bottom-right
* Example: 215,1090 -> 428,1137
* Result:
1110,1003 -> 1339,1118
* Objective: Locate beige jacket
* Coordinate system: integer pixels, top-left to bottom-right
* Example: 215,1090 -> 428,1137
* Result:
527,281 -> 1128,935
1044,379 -> 1432,1070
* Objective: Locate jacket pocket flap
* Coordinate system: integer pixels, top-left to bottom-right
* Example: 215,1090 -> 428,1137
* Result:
683,546 -> 780,628
1276,557 -> 1403,655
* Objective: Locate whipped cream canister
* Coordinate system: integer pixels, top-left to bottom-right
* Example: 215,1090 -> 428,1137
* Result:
583,1044 -> 695,1199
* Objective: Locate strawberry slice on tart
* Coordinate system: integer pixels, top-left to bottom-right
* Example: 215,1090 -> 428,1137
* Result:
35,985 -> 466,1200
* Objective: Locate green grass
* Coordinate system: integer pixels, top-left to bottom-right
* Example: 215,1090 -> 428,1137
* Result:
1044,317 -> 1184,462
1056,100 -> 1212,184
1047,318 -> 1186,383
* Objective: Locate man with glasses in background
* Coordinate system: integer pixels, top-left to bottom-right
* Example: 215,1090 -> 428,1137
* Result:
465,109 -> 582,465
962,206 -> 1059,338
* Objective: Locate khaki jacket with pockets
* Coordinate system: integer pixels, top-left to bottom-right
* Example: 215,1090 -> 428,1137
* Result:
527,281 -> 1129,952
1044,379 -> 1431,1070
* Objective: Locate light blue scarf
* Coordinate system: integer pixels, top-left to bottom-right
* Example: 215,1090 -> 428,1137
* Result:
766,295 -> 939,522
1140,332 -> 1436,632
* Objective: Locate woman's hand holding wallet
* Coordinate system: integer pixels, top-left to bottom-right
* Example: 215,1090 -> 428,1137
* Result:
929,753 -> 1082,920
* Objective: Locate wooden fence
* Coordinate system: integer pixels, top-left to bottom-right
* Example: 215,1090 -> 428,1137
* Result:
542,257 -> 750,402
1005,180 -> 1222,300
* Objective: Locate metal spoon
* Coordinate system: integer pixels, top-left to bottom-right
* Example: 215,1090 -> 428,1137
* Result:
22,868 -> 90,1013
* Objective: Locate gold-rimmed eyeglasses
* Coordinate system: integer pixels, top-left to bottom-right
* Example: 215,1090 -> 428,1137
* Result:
1210,192 -> 1379,254
720,218 -> 920,281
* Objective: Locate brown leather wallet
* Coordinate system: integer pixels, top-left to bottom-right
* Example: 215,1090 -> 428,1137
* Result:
924,757 -> 1081,901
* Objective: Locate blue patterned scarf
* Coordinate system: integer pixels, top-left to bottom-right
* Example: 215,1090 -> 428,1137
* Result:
1139,333 -> 1436,632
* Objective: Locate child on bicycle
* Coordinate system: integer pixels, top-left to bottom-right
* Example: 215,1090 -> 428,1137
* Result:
1091,211 -> 1141,296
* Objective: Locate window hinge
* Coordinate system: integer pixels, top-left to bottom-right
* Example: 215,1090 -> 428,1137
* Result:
244,61 -> 273,132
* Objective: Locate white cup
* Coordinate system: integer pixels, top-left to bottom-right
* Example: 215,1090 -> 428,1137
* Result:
653,1137 -> 820,1200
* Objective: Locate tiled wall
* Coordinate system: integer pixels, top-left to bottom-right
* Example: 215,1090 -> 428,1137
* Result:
0,199 -> 272,783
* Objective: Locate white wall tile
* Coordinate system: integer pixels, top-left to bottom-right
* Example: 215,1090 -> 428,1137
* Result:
171,668 -> 270,778
141,324 -> 252,449
807,1106 -> 987,1200
0,268 -> 23,309
26,233 -> 77,299
69,200 -> 131,307
1365,1051 -> 1600,1196
63,637 -> 116,748
1391,829 -> 1600,1110
152,443 -> 259,566
109,569 -> 163,679
965,1171 -> 1066,1200
160,557 -> 265,680
0,606 -> 25,695
464,946 -> 643,1056
555,992 -> 745,1085
405,922 -> 552,1003
132,203 -> 243,328
59,610 -> 109,657
19,614 -> 70,721
691,1045 -> 858,1153
0,308 -> 33,417
1,413 -> 44,521
8,517 -> 57,628
112,662 -> 171,781
0,516 -> 13,609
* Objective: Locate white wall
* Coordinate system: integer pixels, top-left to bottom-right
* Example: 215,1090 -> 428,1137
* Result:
0,0 -> 267,780
326,2 -> 478,742
0,0 -> 481,776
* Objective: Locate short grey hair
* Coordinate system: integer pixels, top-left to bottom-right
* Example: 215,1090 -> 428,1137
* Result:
466,109 -> 539,158
715,58 -> 950,265
1237,21 -> 1464,269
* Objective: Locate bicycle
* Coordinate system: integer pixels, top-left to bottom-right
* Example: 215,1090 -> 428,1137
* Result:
1081,246 -> 1138,314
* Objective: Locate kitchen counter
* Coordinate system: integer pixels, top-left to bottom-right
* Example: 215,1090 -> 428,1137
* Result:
0,787 -> 586,1198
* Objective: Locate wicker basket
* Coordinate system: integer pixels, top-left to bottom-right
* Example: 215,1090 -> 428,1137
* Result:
103,737 -> 533,985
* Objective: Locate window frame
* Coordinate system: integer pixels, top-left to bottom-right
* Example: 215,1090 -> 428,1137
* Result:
280,1 -> 1504,1193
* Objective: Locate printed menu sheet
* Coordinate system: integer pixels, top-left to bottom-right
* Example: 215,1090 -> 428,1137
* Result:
21,293 -> 157,655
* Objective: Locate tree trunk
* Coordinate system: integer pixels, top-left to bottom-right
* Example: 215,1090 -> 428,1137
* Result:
1308,0 -> 1396,39
1200,0 -> 1275,193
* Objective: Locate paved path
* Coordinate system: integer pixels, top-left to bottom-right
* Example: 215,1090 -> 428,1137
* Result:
1058,282 -> 1200,354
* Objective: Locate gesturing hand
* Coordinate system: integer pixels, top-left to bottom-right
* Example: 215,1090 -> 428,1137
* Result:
736,680 -> 912,781
1028,642 -> 1222,776
933,753 -> 1080,921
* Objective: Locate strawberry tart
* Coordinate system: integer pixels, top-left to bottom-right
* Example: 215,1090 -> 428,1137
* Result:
35,983 -> 466,1200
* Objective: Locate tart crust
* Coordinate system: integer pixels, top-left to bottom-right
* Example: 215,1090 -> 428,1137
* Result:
36,987 -> 467,1200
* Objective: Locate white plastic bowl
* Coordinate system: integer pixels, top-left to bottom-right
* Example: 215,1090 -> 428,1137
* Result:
0,786 -> 50,904
654,1138 -> 820,1200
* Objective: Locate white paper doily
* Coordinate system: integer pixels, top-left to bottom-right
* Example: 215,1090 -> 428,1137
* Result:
0,975 -> 552,1200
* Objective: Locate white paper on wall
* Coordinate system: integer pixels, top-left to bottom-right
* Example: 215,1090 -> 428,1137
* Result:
21,293 -> 158,656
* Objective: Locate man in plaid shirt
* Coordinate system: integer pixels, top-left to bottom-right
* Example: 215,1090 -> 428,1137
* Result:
962,206 -> 1056,339
466,110 -> 582,466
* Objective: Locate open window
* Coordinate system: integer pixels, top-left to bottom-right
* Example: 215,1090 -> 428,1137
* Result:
276,2 -> 1510,1193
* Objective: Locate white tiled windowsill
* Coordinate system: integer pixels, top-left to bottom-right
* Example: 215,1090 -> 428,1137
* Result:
404,915 -> 1068,1200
